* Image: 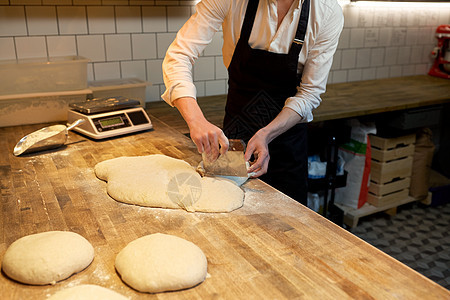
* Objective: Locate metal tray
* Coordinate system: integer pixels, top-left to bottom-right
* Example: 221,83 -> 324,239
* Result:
69,96 -> 140,114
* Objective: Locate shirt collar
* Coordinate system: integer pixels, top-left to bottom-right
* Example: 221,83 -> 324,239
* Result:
269,0 -> 302,9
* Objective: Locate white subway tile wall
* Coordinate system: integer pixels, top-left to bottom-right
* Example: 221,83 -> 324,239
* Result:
47,35 -> 77,57
0,2 -> 449,102
26,6 -> 58,36
132,33 -> 157,59
15,36 -> 47,58
94,61 -> 121,80
57,6 -> 88,34
105,34 -> 132,61
116,6 -> 142,33
77,34 -> 105,61
331,3 -> 449,85
87,6 -> 116,34
121,59 -> 146,80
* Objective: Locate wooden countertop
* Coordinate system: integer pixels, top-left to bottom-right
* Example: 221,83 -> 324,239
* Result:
148,75 -> 450,135
1,115 -> 448,299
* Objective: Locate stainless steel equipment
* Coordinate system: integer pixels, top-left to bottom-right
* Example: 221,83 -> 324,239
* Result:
201,139 -> 248,177
13,119 -> 85,156
67,96 -> 153,139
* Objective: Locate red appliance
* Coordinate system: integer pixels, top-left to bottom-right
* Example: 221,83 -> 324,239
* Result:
428,24 -> 450,79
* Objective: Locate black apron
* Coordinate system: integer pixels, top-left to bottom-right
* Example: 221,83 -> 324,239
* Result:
223,0 -> 310,204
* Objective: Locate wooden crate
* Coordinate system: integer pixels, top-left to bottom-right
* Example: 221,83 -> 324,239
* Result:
369,134 -> 416,151
370,133 -> 415,162
369,134 -> 415,209
371,156 -> 413,184
369,177 -> 411,196
371,144 -> 415,162
368,189 -> 410,207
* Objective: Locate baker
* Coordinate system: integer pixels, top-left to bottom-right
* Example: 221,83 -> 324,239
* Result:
162,0 -> 343,204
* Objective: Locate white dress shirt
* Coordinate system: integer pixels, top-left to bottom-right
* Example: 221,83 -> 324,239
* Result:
162,0 -> 344,123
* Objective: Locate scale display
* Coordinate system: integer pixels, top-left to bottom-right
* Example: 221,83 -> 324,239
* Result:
67,97 -> 153,139
99,116 -> 124,128
93,113 -> 129,132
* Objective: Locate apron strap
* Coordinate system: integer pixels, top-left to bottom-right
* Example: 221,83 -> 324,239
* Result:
242,0 -> 310,57
289,0 -> 310,81
240,0 -> 259,42
290,0 -> 310,55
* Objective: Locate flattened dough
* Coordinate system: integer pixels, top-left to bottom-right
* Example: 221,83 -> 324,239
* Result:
47,284 -> 129,300
95,154 -> 244,212
1,231 -> 94,285
115,233 -> 207,293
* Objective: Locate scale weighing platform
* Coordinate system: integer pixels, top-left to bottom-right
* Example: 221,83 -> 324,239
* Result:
67,96 -> 153,139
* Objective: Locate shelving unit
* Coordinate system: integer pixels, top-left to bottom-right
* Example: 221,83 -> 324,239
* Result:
336,196 -> 419,229
307,132 -> 349,225
335,133 -> 419,228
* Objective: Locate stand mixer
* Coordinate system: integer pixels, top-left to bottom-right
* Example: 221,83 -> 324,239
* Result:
428,24 -> 450,79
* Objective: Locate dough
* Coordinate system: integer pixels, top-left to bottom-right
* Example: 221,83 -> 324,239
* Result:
47,284 -> 128,300
196,161 -> 251,186
1,231 -> 94,285
95,154 -> 244,212
115,233 -> 207,293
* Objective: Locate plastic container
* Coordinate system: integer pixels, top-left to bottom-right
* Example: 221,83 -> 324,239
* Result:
386,106 -> 442,130
88,78 -> 150,106
0,56 -> 89,96
0,89 -> 91,127
429,185 -> 450,207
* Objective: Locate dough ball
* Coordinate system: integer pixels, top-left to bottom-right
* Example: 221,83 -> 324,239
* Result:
115,233 -> 207,293
95,154 -> 244,212
2,231 -> 94,285
47,284 -> 128,300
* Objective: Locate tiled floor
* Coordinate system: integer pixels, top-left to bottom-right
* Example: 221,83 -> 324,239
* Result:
351,201 -> 450,290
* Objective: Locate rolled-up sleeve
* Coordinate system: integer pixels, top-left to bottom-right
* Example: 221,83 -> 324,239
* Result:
284,1 -> 344,122
162,0 -> 228,106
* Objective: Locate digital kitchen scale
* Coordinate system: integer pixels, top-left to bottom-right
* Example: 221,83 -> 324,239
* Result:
67,96 -> 153,139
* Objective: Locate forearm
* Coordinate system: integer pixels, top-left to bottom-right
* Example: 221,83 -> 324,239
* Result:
173,97 -> 228,158
259,107 -> 303,143
173,97 -> 207,130
245,108 -> 302,176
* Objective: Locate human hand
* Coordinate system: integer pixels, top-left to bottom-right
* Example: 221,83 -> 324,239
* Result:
243,108 -> 303,178
245,129 -> 270,178
189,118 -> 229,162
173,97 -> 229,161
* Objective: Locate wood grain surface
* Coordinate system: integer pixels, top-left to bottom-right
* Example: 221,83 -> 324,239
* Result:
0,113 -> 449,299
148,75 -> 450,135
